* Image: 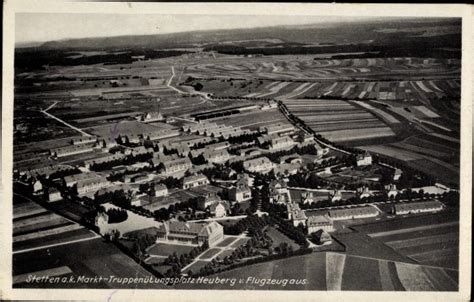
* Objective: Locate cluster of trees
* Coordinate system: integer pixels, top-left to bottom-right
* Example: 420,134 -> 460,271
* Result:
104,229 -> 121,242
164,242 -> 209,277
92,189 -> 132,208
439,191 -> 459,208
287,172 -> 330,189
15,48 -> 191,71
202,36 -> 460,59
274,219 -> 309,248
195,246 -> 313,277
198,165 -> 235,181
160,176 -> 181,189
227,132 -> 261,145
196,229 -> 273,276
153,197 -> 199,221
107,165 -> 153,182
129,232 -> 159,261
106,208 -> 128,224
372,154 -> 436,188
223,214 -> 273,235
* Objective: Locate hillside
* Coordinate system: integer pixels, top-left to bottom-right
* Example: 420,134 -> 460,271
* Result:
33,18 -> 460,50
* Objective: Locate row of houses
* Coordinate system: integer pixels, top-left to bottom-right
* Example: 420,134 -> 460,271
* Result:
181,121 -> 251,139
83,154 -> 126,169
21,164 -> 76,179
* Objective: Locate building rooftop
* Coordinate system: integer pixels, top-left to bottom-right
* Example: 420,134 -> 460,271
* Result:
394,200 -> 444,211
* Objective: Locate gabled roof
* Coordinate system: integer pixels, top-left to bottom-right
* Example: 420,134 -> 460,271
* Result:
209,200 -> 230,212
394,200 -> 444,211
183,174 -> 208,184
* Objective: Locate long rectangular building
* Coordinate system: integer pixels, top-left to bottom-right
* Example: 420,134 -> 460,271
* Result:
50,144 -> 94,158
393,200 -> 444,215
328,206 -> 379,221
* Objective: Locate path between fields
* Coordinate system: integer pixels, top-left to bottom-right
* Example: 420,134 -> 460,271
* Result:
167,66 -> 214,105
43,101 -> 58,112
13,234 -> 101,254
40,109 -> 91,137
181,233 -> 248,273
368,221 -> 459,238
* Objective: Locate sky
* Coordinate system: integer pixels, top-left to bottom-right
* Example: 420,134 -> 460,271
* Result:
15,13 -> 376,44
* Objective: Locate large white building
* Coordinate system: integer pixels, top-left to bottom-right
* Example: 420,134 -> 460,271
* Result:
229,183 -> 252,202
269,136 -> 295,151
156,220 -> 224,247
182,174 -> 210,189
71,136 -> 97,145
307,215 -> 334,233
243,157 -> 274,173
356,151 -> 372,166
328,206 -> 379,221
200,149 -> 231,164
260,123 -> 295,135
153,184 -> 168,197
76,177 -> 110,195
161,158 -> 192,174
287,202 -> 307,227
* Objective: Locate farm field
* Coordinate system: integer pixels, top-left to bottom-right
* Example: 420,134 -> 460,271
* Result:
182,57 -> 460,103
184,57 -> 459,83
352,212 -> 459,269
177,252 -> 457,291
13,238 -> 160,289
360,130 -> 459,186
331,231 -> 413,263
12,195 -> 98,253
283,99 -> 395,143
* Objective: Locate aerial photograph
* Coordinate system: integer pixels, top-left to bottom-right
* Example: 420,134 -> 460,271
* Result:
11,12 -> 461,292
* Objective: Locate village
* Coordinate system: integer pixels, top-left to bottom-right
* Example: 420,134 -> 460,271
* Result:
9,13 -> 463,291
13,97 -> 456,279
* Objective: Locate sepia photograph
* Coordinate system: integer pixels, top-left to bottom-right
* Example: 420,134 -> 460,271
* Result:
1,2 -> 472,301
